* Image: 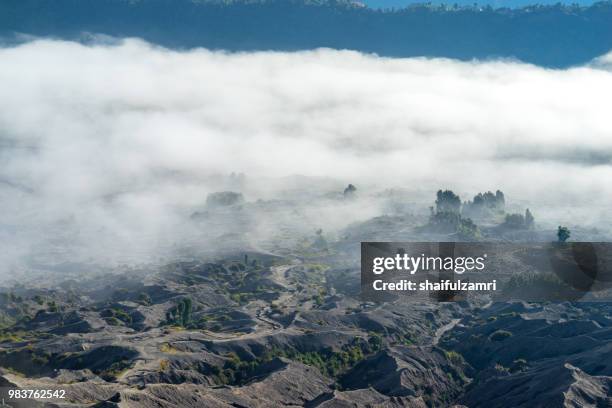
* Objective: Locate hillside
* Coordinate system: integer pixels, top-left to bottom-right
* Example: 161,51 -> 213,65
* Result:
1,0 -> 612,66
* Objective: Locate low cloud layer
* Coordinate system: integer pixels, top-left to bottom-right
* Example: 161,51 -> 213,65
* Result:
1,39 -> 611,275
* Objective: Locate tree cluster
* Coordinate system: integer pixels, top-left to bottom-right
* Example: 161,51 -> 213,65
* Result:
502,209 -> 535,230
463,190 -> 505,218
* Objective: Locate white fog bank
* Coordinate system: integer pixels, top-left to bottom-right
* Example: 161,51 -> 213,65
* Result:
1,39 -> 611,274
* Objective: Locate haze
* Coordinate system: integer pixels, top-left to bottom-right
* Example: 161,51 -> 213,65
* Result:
1,38 -> 611,276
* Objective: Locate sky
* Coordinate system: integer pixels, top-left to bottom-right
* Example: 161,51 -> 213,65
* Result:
1,38 -> 612,274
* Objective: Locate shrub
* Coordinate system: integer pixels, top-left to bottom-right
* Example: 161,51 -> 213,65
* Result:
444,350 -> 465,366
47,301 -> 59,313
425,211 -> 480,239
99,360 -> 133,381
137,293 -> 152,306
510,358 -> 528,372
367,333 -> 383,351
165,297 -> 192,327
557,226 -> 571,242
159,359 -> 170,371
102,308 -> 132,325
489,330 -> 513,342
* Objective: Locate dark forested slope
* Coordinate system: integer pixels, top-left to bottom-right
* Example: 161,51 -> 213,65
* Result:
1,0 -> 612,67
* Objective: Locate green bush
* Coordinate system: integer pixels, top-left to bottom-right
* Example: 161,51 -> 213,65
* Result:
101,308 -> 132,325
444,350 -> 465,366
557,226 -> 571,242
216,337 -> 378,386
489,330 -> 513,342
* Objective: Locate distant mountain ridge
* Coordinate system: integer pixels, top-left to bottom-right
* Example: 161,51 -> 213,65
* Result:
362,0 -> 599,8
1,0 -> 612,67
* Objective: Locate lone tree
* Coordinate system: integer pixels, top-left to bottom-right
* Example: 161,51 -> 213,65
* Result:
557,226 -> 571,242
343,184 -> 357,197
495,190 -> 505,207
179,297 -> 192,326
435,190 -> 461,214
525,209 -> 535,229
313,228 -> 328,250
